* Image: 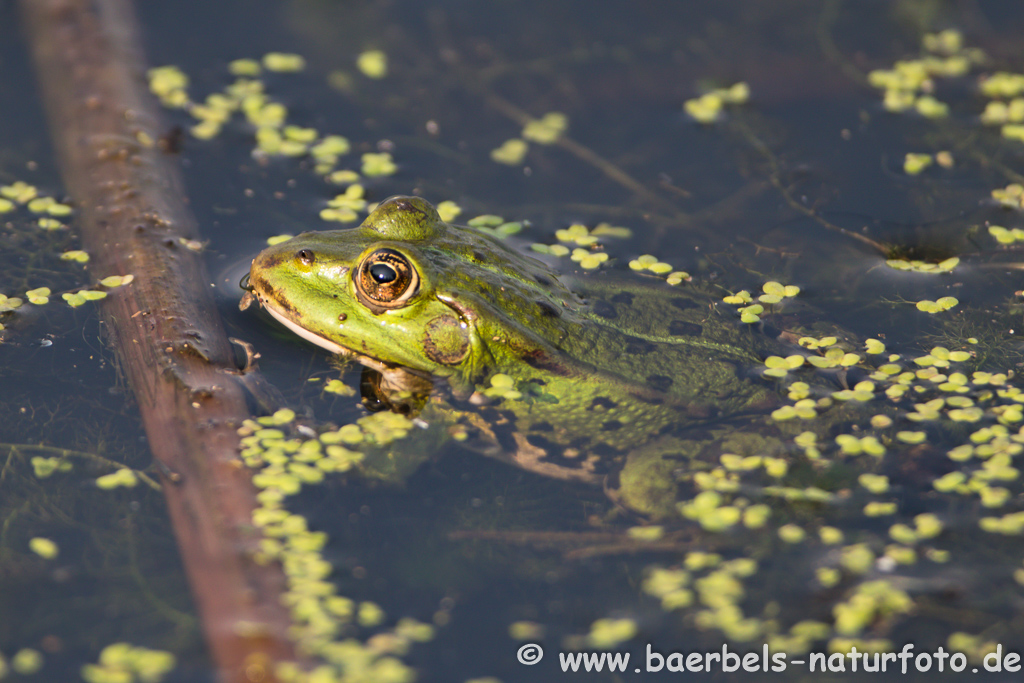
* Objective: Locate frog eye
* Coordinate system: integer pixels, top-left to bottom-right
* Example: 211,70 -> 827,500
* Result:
355,248 -> 419,309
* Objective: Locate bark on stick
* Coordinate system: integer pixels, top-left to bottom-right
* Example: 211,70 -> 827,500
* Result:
20,1 -> 295,679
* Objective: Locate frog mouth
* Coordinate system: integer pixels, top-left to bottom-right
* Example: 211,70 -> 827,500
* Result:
261,301 -> 351,357
240,272 -> 345,355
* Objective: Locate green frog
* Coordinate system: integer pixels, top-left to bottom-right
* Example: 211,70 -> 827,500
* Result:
244,196 -> 781,516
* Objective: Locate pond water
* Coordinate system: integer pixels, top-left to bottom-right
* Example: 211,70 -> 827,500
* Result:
3,0 -> 1024,681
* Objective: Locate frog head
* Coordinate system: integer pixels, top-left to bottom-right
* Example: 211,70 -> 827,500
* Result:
246,196 -> 583,393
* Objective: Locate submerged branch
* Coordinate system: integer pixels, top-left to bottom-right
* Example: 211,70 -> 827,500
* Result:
0,442 -> 162,491
734,119 -> 890,255
447,528 -> 701,559
483,92 -> 686,218
20,0 -> 294,680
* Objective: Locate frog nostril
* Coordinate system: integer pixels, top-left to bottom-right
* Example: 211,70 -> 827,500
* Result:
297,249 -> 315,265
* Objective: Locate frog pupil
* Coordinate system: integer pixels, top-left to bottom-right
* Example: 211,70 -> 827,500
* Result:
370,263 -> 397,283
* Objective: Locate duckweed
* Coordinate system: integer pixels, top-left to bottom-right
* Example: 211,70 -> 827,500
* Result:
229,58 -> 261,76
723,281 -> 797,323
570,248 -> 608,270
482,374 -> 522,400
896,431 -> 927,444
467,215 -> 501,228
627,525 -> 664,542
150,58 -> 387,180
62,290 -> 107,307
737,304 -> 763,324
683,552 -> 720,570
0,183 -> 73,233
490,138 -> 528,165
903,153 -> 933,175
989,225 -> 1024,244
31,456 -> 71,478
867,30 -> 979,117
763,355 -> 806,378
96,468 -> 138,489
147,65 -> 190,107
991,184 -> 1024,209
683,82 -> 750,123
885,256 -> 959,273
840,544 -> 875,574
923,29 -> 964,54
888,523 -> 918,545
590,223 -> 632,239
914,513 -> 943,538
742,504 -> 770,528
765,281 -> 798,299
28,537 -> 58,559
770,400 -> 818,421
820,527 -> 844,545
665,271 -> 691,286
628,254 -> 671,273
722,290 -> 752,305
586,618 -> 637,648
508,621 -> 545,641
835,434 -> 885,457
61,250 -> 89,263
321,185 -> 367,223
643,566 -> 693,611
833,581 -> 912,637
460,215 -> 523,239
81,643 -> 175,683
815,568 -> 840,590
11,649 -> 42,675
521,112 -> 567,144
263,52 -> 306,72
26,288 -> 50,305
358,602 -> 386,628
27,196 -> 72,215
864,502 -> 897,517
356,50 -> 388,79
235,408 -> 435,681
679,491 -> 742,532
1,181 -> 38,204
324,379 -> 356,396
435,201 -> 461,222
915,296 -> 958,313
858,473 -> 889,494
0,294 -> 24,313
100,275 -> 134,288
557,224 -> 598,246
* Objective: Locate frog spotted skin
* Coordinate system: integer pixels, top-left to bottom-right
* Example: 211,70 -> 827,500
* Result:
247,196 -> 776,498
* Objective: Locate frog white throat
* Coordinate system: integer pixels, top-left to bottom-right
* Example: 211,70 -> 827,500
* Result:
263,302 -> 349,356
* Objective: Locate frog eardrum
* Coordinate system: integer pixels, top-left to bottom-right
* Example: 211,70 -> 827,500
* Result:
355,248 -> 419,309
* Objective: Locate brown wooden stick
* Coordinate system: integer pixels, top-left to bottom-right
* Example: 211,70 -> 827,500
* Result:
19,0 -> 294,679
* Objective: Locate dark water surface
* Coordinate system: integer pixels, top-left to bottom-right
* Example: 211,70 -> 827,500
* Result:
3,1 -> 1024,681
